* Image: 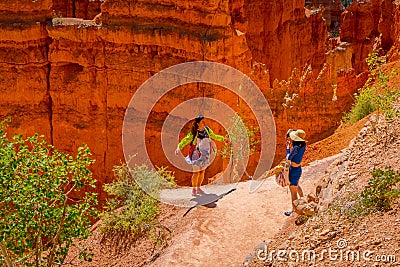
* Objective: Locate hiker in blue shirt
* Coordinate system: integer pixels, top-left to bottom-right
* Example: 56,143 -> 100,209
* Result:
175,114 -> 229,196
284,129 -> 307,216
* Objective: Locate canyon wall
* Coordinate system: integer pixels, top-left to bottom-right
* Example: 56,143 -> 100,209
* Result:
47,0 -> 253,191
340,0 -> 394,72
2,0 -> 396,198
388,1 -> 400,61
0,1 -> 52,140
52,0 -> 101,19
241,0 -> 327,82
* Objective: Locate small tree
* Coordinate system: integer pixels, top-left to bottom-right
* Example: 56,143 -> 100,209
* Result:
219,114 -> 260,181
0,119 -> 98,267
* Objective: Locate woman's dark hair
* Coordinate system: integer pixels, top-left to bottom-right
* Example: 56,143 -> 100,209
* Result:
293,140 -> 306,147
191,115 -> 204,142
191,120 -> 199,143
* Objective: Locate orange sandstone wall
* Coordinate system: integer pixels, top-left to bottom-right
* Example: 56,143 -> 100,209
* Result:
241,0 -> 327,82
0,1 -> 52,139
46,0 -> 253,190
1,0 -> 396,198
340,0 -> 395,72
52,0 -> 102,19
0,0 -> 52,20
388,2 -> 400,61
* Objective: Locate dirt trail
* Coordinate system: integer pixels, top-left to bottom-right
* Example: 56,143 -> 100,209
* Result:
150,155 -> 340,267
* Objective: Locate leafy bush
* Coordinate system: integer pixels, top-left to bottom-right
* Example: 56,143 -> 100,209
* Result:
343,86 -> 376,123
360,167 -> 400,212
219,113 -> 259,160
329,167 -> 400,222
0,118 -> 98,267
344,53 -> 400,123
218,114 -> 260,181
100,163 -> 175,240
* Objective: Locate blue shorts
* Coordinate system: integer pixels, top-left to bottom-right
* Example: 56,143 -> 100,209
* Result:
289,166 -> 302,186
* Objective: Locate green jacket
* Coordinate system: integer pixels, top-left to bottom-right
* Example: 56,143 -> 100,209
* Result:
178,126 -> 225,149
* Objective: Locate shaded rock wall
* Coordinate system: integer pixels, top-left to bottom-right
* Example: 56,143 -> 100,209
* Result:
340,0 -> 394,72
52,0 -> 102,19
388,1 -> 400,61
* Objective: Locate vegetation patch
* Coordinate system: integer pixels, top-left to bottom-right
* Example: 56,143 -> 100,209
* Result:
331,167 -> 400,221
361,167 -> 400,212
100,163 -> 175,243
0,118 -> 98,267
344,53 -> 400,123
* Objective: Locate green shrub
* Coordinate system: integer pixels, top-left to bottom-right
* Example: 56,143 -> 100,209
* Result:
329,167 -> 400,222
218,114 -> 260,181
327,185 -> 367,222
343,86 -> 376,123
100,163 -> 175,240
361,167 -> 400,212
0,118 -> 98,267
219,113 -> 259,160
344,53 -> 400,123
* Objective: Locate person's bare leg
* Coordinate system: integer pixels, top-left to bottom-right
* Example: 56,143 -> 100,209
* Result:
196,169 -> 206,194
289,185 -> 299,212
192,166 -> 200,193
297,185 -> 304,198
198,169 -> 206,187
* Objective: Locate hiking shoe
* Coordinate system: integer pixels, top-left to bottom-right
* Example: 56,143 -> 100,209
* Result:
284,210 -> 294,216
191,188 -> 197,196
197,188 -> 206,195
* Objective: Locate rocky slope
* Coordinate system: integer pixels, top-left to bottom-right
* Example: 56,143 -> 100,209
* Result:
1,0 -> 398,195
246,113 -> 400,267
64,155 -> 336,267
63,108 -> 384,267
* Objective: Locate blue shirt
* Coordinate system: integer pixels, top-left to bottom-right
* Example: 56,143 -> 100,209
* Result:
286,145 -> 306,164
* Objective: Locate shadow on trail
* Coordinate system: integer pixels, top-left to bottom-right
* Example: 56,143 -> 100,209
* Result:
183,188 -> 236,217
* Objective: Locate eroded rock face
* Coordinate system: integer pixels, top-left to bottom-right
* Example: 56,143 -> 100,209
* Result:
0,0 -> 52,20
0,1 -> 52,140
306,0 -> 344,29
242,0 -> 327,82
46,0 -> 253,192
0,0 -> 395,199
340,0 -> 396,72
52,0 -> 102,19
388,2 -> 400,61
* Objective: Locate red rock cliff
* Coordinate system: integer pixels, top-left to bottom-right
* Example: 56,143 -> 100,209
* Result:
340,0 -> 394,72
0,0 -> 52,140
52,0 -> 101,19
388,1 -> 400,61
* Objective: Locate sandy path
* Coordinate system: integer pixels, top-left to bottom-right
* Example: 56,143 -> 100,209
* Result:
151,155 -> 340,267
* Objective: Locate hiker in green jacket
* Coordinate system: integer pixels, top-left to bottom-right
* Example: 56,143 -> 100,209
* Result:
175,114 -> 229,196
